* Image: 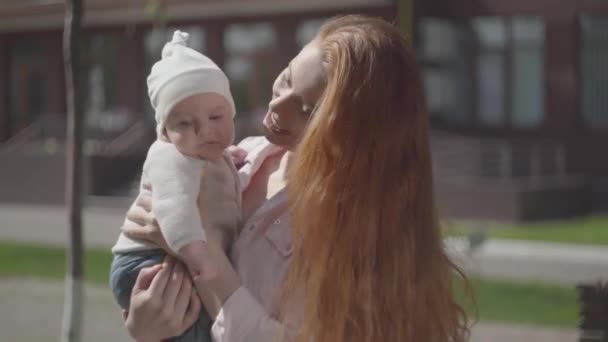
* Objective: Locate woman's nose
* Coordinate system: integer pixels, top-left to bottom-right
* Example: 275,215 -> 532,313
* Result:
269,92 -> 296,116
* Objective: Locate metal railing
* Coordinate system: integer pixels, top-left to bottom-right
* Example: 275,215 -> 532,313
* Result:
1,120 -> 42,152
430,129 -> 580,187
100,119 -> 150,157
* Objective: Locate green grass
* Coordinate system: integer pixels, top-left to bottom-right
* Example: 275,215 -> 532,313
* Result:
445,215 -> 608,246
0,242 -> 112,284
463,278 -> 577,327
0,241 -> 578,327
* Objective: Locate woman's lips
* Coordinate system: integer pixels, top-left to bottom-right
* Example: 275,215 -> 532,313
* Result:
266,112 -> 289,135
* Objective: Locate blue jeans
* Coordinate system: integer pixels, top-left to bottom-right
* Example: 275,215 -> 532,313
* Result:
110,249 -> 212,342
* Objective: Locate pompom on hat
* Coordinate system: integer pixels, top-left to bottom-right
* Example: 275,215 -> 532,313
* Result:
147,30 -> 235,137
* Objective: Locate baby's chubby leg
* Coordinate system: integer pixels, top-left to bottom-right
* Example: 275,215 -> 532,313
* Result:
179,240 -> 218,281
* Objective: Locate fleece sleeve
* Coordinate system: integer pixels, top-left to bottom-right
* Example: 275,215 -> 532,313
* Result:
144,140 -> 205,254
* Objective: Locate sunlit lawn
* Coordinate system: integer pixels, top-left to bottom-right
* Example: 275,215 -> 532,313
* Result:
461,277 -> 577,327
0,241 -> 578,327
0,242 -> 111,284
445,215 -> 608,246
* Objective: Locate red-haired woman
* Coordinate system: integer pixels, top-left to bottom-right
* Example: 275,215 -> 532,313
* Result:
122,15 -> 470,342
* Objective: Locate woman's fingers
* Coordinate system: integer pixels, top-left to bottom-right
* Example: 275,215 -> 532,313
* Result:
135,192 -> 153,211
126,204 -> 154,226
148,257 -> 174,296
132,264 -> 162,292
121,224 -> 171,253
120,224 -> 151,240
126,256 -> 192,341
183,291 -> 202,330
163,261 -> 185,305
173,274 -> 193,318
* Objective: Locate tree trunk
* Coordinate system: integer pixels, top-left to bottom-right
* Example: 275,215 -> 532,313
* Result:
61,0 -> 85,341
397,0 -> 414,41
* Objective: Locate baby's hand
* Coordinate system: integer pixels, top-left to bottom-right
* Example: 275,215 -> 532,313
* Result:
226,145 -> 247,169
178,240 -> 217,282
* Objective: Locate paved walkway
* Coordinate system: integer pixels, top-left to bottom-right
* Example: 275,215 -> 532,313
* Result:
0,201 -> 592,341
0,199 -> 130,248
2,201 -> 607,285
446,237 -> 608,285
0,278 -> 578,342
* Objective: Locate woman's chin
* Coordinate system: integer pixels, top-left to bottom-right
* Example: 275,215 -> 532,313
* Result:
263,125 -> 292,147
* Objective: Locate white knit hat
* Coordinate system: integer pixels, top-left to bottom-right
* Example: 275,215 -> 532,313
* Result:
147,30 -> 235,137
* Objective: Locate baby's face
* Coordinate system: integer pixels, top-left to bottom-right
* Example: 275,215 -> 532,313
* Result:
164,93 -> 234,160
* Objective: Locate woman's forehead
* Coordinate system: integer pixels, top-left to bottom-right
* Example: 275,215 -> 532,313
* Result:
291,42 -> 325,100
292,43 -> 322,76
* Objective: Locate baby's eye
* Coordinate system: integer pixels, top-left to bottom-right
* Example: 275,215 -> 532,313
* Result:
178,120 -> 191,127
210,113 -> 224,121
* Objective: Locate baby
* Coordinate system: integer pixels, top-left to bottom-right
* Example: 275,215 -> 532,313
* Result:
110,31 -> 241,342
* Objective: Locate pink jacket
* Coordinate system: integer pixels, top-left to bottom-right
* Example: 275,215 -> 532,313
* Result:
211,137 -> 297,342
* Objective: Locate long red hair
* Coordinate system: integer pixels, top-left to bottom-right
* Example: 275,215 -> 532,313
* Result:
283,15 -> 470,342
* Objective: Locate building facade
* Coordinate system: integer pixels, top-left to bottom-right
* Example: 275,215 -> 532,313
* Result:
0,0 -> 606,220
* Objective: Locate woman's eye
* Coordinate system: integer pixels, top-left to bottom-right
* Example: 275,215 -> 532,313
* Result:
280,71 -> 291,87
302,105 -> 313,115
210,115 -> 222,121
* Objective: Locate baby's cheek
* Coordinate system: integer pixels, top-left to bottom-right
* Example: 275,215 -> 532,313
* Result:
173,134 -> 196,155
222,121 -> 236,146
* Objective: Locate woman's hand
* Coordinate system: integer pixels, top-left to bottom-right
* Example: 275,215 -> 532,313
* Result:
125,256 -> 201,342
124,193 -> 240,319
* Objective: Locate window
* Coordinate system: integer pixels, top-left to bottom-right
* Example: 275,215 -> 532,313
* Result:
473,17 -> 507,126
8,40 -> 51,135
417,18 -> 473,126
581,15 -> 608,127
417,16 -> 545,129
296,19 -> 325,48
142,26 -> 206,122
474,16 -> 544,128
511,17 -> 545,127
83,32 -> 126,133
224,23 -> 280,138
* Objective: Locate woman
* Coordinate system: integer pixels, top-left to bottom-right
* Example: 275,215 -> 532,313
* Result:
122,14 -> 470,342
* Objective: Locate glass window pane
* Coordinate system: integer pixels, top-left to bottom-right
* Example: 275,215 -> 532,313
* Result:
83,32 -> 127,132
472,17 -> 507,49
450,24 -> 475,125
449,62 -> 474,125
511,17 -> 545,128
477,52 -> 505,126
225,23 -> 274,55
224,23 -> 280,139
417,18 -> 473,126
424,69 -> 447,114
296,19 -> 325,48
419,18 -> 458,62
581,15 -> 608,126
513,16 -> 544,43
9,40 -> 50,135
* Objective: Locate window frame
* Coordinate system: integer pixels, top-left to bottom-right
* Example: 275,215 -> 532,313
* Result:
416,15 -> 547,133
